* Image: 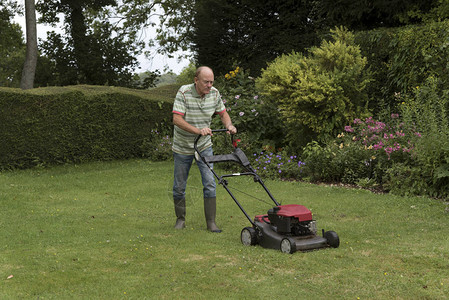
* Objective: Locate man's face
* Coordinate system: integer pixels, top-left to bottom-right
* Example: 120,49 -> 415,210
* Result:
195,69 -> 214,97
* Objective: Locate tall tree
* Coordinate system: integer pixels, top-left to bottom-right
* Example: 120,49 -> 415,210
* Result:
314,0 -> 438,30
193,0 -> 318,76
36,0 -> 158,86
20,0 -> 38,89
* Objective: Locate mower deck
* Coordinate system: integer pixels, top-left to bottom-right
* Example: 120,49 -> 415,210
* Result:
256,221 -> 329,252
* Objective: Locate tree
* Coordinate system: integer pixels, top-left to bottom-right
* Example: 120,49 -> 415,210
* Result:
36,0 -> 159,86
20,0 -> 38,89
314,0 -> 438,30
192,0 -> 318,76
0,0 -> 25,87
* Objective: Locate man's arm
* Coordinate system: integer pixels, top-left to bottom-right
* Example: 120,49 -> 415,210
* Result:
219,110 -> 237,134
173,113 -> 212,136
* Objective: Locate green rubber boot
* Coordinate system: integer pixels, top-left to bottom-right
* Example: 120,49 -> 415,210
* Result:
204,197 -> 222,233
174,198 -> 186,229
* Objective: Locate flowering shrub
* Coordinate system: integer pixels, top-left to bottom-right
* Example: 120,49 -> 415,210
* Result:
213,67 -> 284,152
252,150 -> 305,179
302,114 -> 420,187
343,114 -> 420,161
140,130 -> 173,161
397,77 -> 449,198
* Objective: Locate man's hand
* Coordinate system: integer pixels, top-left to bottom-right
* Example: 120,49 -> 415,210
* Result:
227,125 -> 237,134
199,127 -> 213,136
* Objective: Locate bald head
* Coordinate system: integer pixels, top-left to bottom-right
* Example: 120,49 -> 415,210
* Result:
194,66 -> 214,97
195,66 -> 214,78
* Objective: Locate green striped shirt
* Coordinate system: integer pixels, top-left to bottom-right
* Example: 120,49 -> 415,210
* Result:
172,83 -> 226,155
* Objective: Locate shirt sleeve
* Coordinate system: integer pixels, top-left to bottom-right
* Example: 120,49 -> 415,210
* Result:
215,90 -> 226,114
172,88 -> 186,116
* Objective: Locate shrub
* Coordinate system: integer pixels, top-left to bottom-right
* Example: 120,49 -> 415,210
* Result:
251,150 -> 305,180
213,67 -> 284,152
302,114 -> 420,187
257,27 -> 371,149
140,130 -> 173,162
0,85 -> 174,169
398,77 -> 449,198
356,20 -> 449,114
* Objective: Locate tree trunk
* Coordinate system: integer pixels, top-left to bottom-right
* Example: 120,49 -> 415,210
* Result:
20,0 -> 38,90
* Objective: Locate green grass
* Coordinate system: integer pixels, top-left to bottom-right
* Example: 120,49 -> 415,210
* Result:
1,160 -> 448,299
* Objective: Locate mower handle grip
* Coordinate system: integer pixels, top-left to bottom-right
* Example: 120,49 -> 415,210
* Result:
194,129 -> 235,154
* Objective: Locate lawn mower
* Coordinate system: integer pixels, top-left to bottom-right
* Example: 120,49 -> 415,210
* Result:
194,129 -> 340,254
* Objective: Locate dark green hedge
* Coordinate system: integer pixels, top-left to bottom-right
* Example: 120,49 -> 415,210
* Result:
0,84 -> 178,170
355,20 -> 449,114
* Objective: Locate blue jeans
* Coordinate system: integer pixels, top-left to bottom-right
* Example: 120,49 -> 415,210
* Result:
173,147 -> 216,201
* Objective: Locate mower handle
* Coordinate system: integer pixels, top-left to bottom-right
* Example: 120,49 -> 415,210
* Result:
194,129 -> 235,154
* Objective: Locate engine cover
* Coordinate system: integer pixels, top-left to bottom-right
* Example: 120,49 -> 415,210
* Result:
266,205 -> 314,235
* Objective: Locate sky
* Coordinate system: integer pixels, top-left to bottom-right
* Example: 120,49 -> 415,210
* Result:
13,2 -> 191,75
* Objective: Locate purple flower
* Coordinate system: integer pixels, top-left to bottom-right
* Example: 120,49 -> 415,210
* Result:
345,126 -> 354,133
235,95 -> 240,100
239,112 -> 245,116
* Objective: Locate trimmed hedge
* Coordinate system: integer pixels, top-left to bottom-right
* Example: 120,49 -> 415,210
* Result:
0,84 -> 178,170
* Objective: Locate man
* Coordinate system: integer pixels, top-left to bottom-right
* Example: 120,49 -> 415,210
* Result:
172,66 -> 237,233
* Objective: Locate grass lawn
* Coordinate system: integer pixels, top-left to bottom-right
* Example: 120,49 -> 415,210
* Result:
1,159 -> 448,299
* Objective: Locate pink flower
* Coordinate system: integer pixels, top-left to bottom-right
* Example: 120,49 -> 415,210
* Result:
373,141 -> 384,150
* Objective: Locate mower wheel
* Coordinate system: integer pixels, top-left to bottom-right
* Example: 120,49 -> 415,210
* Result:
280,238 -> 297,254
324,230 -> 340,248
241,227 -> 258,246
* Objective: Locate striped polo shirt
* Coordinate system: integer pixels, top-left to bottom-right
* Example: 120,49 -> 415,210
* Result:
172,83 -> 226,155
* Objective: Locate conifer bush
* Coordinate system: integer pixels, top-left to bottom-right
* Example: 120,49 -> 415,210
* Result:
257,27 -> 371,148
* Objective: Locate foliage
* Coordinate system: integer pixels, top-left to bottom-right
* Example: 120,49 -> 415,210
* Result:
130,70 -> 161,89
301,114 -> 420,187
315,0 -> 438,30
356,20 -> 449,114
398,77 -> 449,198
212,67 -> 284,152
36,0 -> 160,87
155,0 -> 195,57
0,85 -> 175,170
0,1 -> 26,87
251,150 -> 305,180
401,0 -> 449,23
176,61 -> 196,85
193,0 -> 319,77
387,20 -> 449,100
140,130 -> 173,161
257,27 -> 371,149
154,71 -> 176,87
